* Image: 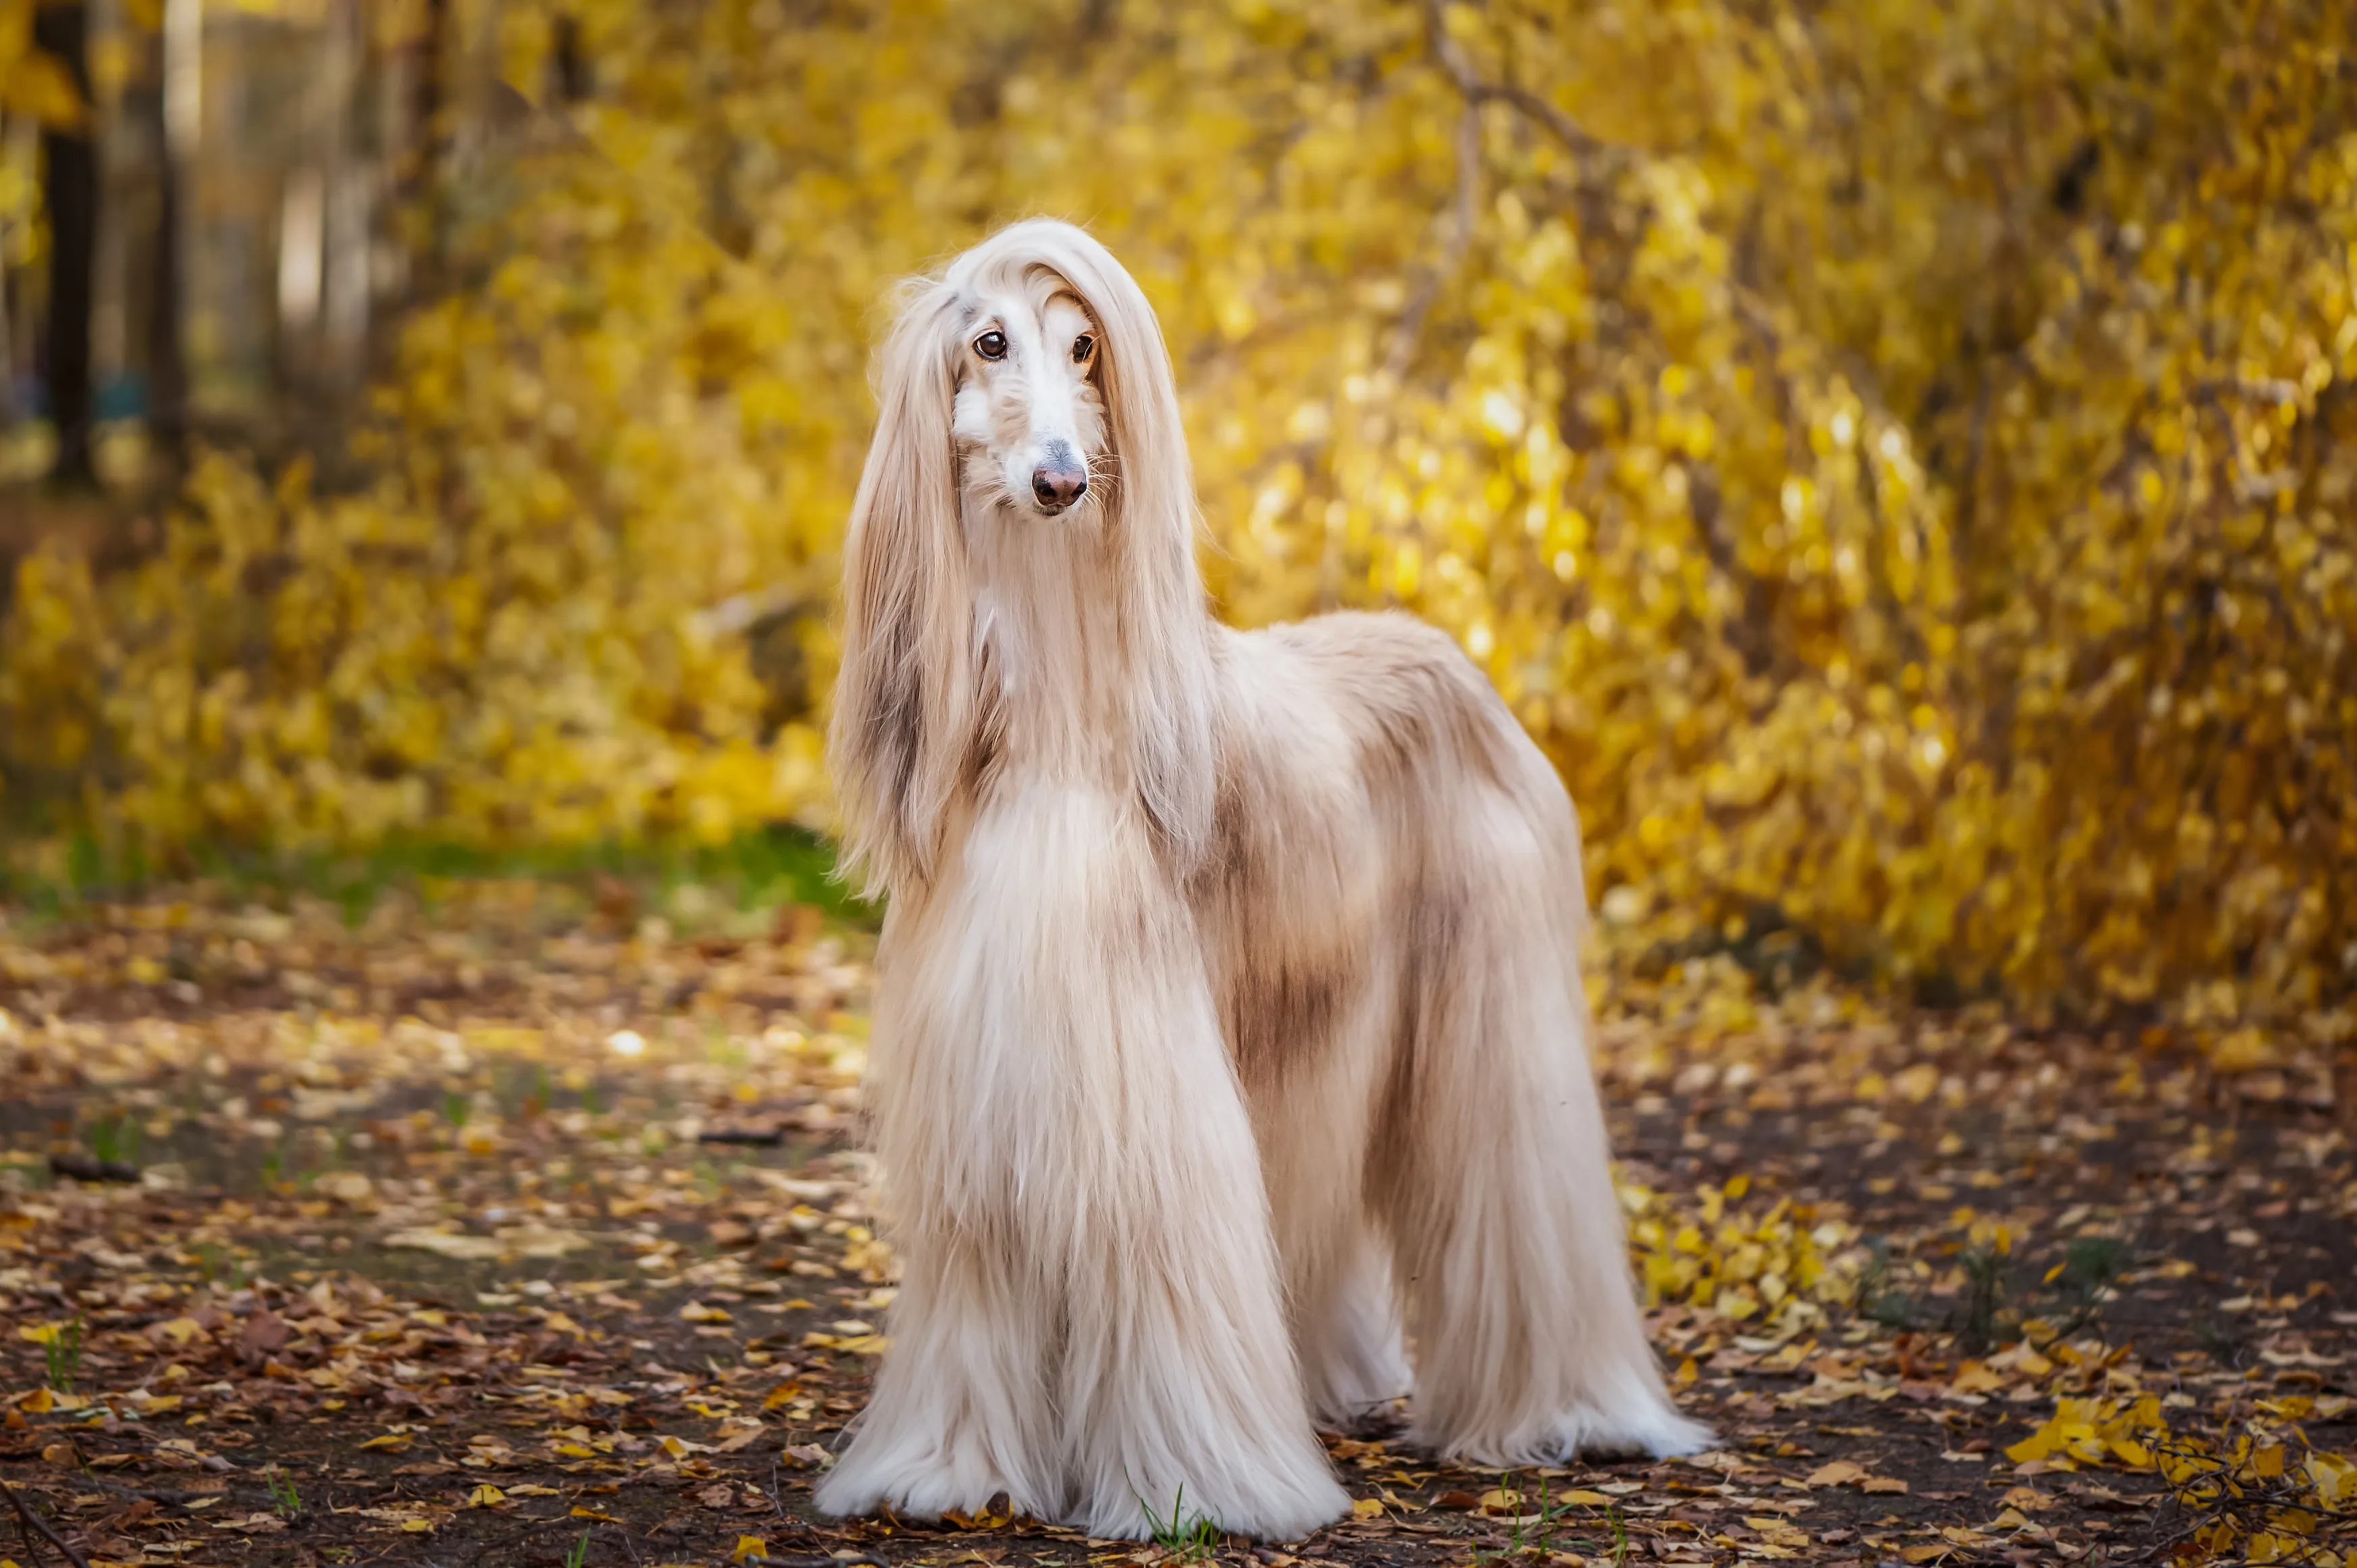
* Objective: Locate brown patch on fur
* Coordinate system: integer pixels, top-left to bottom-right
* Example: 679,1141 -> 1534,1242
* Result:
1222,943 -> 1349,1089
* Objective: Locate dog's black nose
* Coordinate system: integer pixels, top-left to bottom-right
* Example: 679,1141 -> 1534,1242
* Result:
1032,465 -> 1087,508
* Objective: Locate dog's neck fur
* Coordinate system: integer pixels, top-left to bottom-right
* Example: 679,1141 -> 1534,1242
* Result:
962,488 -> 1137,791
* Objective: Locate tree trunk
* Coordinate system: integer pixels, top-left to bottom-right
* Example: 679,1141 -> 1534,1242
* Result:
35,0 -> 98,487
409,0 -> 450,284
147,80 -> 186,473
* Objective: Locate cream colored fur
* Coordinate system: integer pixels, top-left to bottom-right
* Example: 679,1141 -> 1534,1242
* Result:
819,219 -> 1711,1542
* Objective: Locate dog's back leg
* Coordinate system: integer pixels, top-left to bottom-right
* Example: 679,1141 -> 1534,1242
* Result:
1370,785 -> 1713,1466
1289,1224 -> 1411,1437
1241,974 -> 1411,1438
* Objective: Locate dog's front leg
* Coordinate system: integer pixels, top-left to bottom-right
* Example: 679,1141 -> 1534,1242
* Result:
812,1209 -> 1066,1525
821,784 -> 1348,1542
1043,865 -> 1350,1543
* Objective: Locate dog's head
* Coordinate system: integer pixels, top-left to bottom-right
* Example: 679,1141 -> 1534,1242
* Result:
831,219 -> 1213,896
887,217 -> 1181,526
950,271 -> 1106,519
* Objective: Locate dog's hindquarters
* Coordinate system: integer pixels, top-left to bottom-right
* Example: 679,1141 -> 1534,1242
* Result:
1372,758 -> 1709,1462
1212,614 -> 1709,1464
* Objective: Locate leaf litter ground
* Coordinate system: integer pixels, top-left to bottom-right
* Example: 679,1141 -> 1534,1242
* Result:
0,878 -> 2350,1568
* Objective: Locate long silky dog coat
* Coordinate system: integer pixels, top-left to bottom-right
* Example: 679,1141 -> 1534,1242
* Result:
818,219 -> 1709,1541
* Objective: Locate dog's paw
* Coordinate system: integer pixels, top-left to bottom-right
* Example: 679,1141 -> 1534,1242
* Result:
1314,1396 -> 1411,1443
1551,1405 -> 1719,1464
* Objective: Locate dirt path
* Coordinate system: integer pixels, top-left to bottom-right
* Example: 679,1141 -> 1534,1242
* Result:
1,884 -> 2349,1567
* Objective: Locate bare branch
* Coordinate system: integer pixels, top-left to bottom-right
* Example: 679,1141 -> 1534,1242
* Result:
1386,1 -> 1632,383
1384,101 -> 1484,385
1420,0 -> 1617,164
2194,375 -> 2302,404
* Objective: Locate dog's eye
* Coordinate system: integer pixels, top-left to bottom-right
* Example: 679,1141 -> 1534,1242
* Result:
974,331 -> 1008,361
1072,334 -> 1095,365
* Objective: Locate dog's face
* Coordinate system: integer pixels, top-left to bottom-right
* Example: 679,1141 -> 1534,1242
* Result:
952,290 -> 1106,519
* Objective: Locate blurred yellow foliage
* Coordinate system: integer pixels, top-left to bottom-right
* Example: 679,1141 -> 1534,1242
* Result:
5,0 -> 2355,1026
0,0 -> 86,266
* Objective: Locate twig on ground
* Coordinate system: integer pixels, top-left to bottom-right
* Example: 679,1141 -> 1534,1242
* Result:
2,1479 -> 95,1568
47,1153 -> 141,1184
38,1473 -> 237,1510
698,1127 -> 787,1147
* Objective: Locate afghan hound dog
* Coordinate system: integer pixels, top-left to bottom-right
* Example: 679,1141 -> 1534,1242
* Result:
816,219 -> 1710,1542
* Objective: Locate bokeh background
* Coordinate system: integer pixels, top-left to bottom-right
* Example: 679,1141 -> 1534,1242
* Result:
1,0 -> 2352,1050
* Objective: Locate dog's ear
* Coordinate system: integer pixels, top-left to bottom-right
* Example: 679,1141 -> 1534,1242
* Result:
829,287 -> 976,897
1073,243 -> 1217,872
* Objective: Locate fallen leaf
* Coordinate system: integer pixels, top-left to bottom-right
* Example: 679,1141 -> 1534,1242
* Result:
384,1228 -> 505,1261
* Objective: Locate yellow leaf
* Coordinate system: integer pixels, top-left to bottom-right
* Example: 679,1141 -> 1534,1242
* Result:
1892,1064 -> 1940,1103
1950,1363 -> 2006,1395
1350,1498 -> 1384,1519
733,1537 -> 769,1563
467,1485 -> 505,1507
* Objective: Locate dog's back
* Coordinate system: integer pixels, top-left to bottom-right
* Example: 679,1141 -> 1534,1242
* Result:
1197,609 -> 1584,1084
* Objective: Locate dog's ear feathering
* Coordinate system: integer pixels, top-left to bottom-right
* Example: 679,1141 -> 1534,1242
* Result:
829,282 -> 978,898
